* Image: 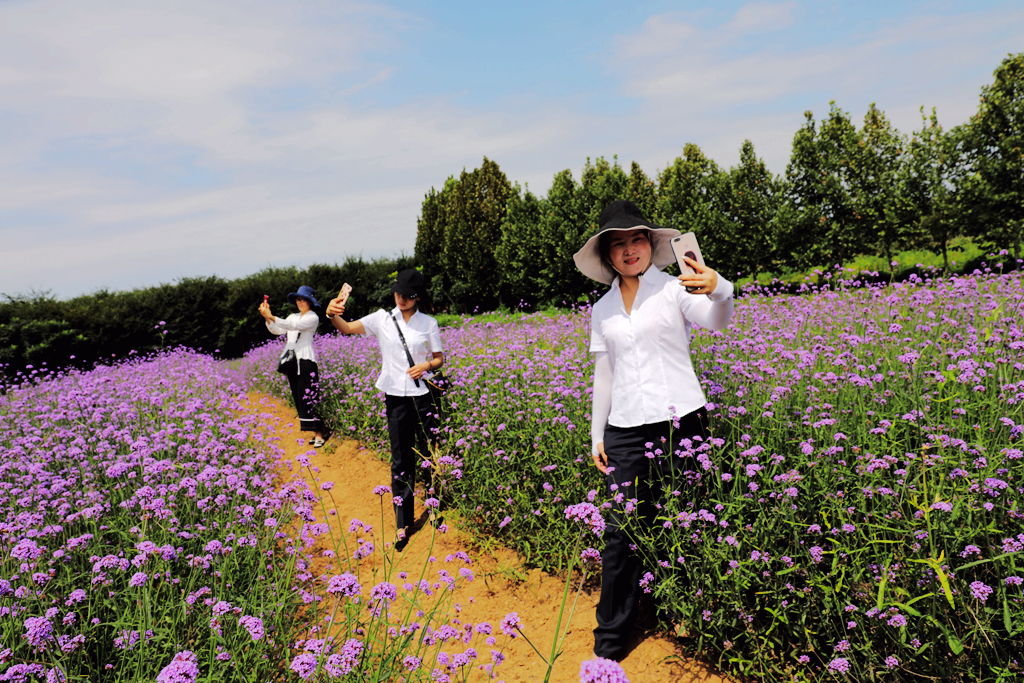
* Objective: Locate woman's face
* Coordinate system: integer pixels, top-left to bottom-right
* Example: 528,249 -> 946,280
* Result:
394,292 -> 418,312
608,228 -> 651,278
295,297 -> 311,313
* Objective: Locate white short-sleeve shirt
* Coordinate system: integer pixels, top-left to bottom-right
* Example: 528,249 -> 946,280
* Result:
590,267 -> 733,427
266,311 -> 319,362
360,307 -> 444,397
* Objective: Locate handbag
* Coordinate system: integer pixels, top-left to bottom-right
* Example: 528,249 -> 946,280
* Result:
425,370 -> 448,397
276,348 -> 297,374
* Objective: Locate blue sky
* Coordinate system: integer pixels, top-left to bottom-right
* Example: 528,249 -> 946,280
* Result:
1,0 -> 1021,298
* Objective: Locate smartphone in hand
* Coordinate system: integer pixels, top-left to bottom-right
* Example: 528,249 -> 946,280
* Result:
337,283 -> 352,306
670,232 -> 705,293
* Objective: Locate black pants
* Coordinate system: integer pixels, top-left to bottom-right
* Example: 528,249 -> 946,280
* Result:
385,392 -> 439,529
285,359 -> 324,433
593,408 -> 708,661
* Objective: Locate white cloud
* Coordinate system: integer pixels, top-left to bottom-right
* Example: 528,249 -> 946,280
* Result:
607,2 -> 1024,171
1,0 -> 1022,298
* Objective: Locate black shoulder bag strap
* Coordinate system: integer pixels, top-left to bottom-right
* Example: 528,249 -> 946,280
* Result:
390,312 -> 421,388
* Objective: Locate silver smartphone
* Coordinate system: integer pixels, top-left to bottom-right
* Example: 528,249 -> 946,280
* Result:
671,232 -> 705,293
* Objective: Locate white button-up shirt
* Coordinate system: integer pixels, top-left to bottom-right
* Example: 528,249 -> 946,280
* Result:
590,267 -> 734,431
266,311 -> 319,362
360,307 -> 444,397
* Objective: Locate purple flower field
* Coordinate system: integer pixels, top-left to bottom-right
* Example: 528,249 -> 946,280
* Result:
0,349 -> 536,682
240,266 -> 1024,681
0,349 -> 324,681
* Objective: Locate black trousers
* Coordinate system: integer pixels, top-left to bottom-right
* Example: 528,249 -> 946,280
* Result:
593,408 -> 708,661
385,392 -> 439,529
285,359 -> 324,433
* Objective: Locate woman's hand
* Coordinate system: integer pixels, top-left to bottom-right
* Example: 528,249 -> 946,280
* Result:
592,442 -> 609,475
406,361 -> 430,381
258,301 -> 275,322
678,257 -> 719,295
325,298 -> 346,318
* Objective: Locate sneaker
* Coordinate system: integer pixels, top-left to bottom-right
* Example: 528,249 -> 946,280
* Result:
313,437 -> 325,448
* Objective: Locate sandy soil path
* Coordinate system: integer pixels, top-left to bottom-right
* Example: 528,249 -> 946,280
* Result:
243,392 -> 731,683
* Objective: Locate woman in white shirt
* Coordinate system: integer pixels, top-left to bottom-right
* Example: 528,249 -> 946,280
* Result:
573,200 -> 735,661
259,285 -> 329,447
325,269 -> 445,547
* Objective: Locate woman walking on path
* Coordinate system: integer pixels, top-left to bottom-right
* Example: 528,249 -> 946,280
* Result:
325,269 -> 445,547
259,285 -> 329,447
574,200 -> 735,661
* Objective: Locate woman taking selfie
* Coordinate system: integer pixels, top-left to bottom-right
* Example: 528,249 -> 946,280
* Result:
326,269 -> 444,546
573,200 -> 735,661
259,286 -> 329,447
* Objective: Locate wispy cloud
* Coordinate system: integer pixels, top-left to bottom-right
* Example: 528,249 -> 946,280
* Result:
1,0 -> 1021,297
607,2 -> 1024,170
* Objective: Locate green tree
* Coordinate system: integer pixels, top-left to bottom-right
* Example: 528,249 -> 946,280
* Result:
854,103 -> 914,265
415,176 -> 456,302
495,184 -> 547,308
655,143 -> 732,270
437,158 -> 513,312
900,109 -> 969,272
535,168 -> 589,304
537,157 -> 632,304
960,52 -> 1024,258
722,140 -> 780,278
626,161 -> 658,221
779,104 -> 864,270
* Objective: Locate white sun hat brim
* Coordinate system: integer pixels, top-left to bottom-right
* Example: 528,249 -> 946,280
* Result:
573,226 -> 681,285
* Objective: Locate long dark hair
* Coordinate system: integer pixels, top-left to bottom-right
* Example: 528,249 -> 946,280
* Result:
413,289 -> 434,315
598,228 -> 653,280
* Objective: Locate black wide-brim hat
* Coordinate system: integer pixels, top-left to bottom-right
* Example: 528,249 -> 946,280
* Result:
573,200 -> 680,284
392,269 -> 425,299
287,285 -> 321,309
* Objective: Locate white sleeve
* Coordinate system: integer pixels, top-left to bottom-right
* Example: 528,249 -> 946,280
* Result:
265,319 -> 286,336
428,319 -> 443,353
268,313 -> 319,333
590,351 -> 612,456
679,276 -> 735,331
360,310 -> 383,338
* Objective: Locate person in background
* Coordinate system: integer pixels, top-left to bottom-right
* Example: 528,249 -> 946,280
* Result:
573,200 -> 735,661
259,285 -> 329,447
325,269 -> 444,548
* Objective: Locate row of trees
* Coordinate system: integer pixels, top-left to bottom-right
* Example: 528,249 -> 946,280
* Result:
417,54 -> 1024,312
3,54 -> 1021,374
0,256 -> 413,377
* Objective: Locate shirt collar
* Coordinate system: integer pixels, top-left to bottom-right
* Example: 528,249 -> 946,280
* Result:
609,265 -> 664,294
391,306 -> 420,323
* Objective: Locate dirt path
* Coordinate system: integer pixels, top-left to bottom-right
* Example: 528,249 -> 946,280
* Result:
243,392 -> 731,683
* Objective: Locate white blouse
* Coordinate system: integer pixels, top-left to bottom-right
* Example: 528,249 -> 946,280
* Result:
360,307 -> 444,397
266,311 -> 319,363
589,267 -> 734,453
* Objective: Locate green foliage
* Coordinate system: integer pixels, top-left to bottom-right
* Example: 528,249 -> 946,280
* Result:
416,177 -> 456,306
495,183 -> 548,308
855,103 -> 916,264
655,143 -> 733,268
434,158 -> 513,313
780,104 -> 864,270
0,257 -> 410,378
721,140 -> 782,278
960,53 -> 1024,258
901,109 -> 970,272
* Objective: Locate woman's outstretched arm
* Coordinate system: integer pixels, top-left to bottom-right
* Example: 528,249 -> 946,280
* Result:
325,299 -> 366,335
678,259 -> 735,331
